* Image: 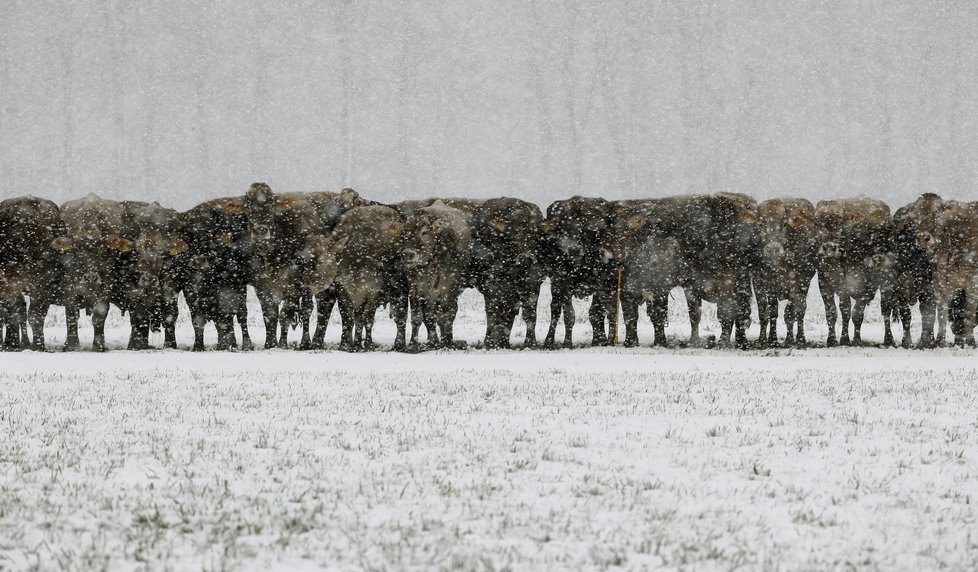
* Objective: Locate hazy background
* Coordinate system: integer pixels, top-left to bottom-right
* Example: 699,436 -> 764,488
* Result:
1,0 -> 976,210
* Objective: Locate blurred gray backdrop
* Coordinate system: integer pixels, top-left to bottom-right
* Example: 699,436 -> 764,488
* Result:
1,0 -> 976,209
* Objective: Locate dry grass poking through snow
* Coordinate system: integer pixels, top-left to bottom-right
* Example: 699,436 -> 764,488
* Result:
1,353 -> 978,570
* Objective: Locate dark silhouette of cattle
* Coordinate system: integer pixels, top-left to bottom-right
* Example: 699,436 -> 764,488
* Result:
933,201 -> 978,346
178,196 -> 254,351
118,201 -> 185,350
0,196 -> 65,351
815,198 -> 894,346
243,184 -> 366,349
891,193 -> 946,348
540,196 -> 616,348
754,198 -> 817,347
471,198 -> 545,348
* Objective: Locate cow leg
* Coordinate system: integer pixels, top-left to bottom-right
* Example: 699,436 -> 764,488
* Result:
278,297 -> 295,349
28,300 -> 47,351
190,309 -> 206,351
235,295 -> 252,351
256,291 -> 279,349
899,299 -> 913,349
880,291 -> 895,348
215,316 -> 236,351
649,293 -> 669,347
790,285 -> 809,347
482,293 -> 500,349
917,290 -> 936,349
440,297 -> 459,349
960,292 -> 978,347
4,303 -> 21,351
90,300 -> 109,352
622,293 -> 640,347
838,293 -> 852,346
717,295 -> 735,349
64,300 -> 81,351
851,296 -> 869,346
338,295 -> 355,351
409,292 -> 423,347
520,285 -> 540,348
783,299 -> 796,347
685,289 -> 702,347
764,292 -> 779,347
391,289 -> 408,352
819,277 -> 837,347
560,295 -> 575,349
589,290 -> 610,347
162,297 -> 178,350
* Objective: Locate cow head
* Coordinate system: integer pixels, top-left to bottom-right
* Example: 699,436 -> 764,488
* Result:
298,235 -> 339,295
244,182 -> 278,257
542,197 -> 612,266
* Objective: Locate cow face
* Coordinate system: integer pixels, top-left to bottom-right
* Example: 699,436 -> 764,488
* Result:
543,198 -> 612,265
298,236 -> 338,295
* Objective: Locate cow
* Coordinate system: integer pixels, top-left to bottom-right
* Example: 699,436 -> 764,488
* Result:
601,197 -> 693,347
54,194 -> 137,351
243,184 -> 367,349
891,193 -> 946,348
540,196 -> 616,348
0,196 -> 65,351
814,198 -> 894,346
117,201 -> 185,350
932,201 -> 978,346
297,205 -> 408,350
471,197 -> 545,349
638,193 -> 757,348
753,198 -> 818,347
400,201 -> 475,349
178,196 -> 255,351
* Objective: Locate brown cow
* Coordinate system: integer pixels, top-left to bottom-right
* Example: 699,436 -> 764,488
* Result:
471,197 -> 545,349
814,198 -> 894,346
540,196 -> 616,348
754,198 -> 817,347
118,201 -> 185,350
0,196 -> 65,351
55,194 -> 134,351
298,205 -> 408,350
400,201 -> 475,349
243,184 -> 366,349
177,196 -> 254,351
891,193 -> 946,348
933,201 -> 978,346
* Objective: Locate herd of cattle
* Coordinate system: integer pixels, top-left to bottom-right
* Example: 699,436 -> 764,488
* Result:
0,187 -> 975,352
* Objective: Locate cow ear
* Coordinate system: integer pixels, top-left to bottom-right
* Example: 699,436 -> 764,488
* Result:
51,236 -> 73,251
627,215 -> 646,230
105,234 -> 134,253
491,218 -> 506,232
168,239 -> 188,256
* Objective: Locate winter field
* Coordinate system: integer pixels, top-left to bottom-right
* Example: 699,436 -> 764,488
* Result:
2,281 -> 978,570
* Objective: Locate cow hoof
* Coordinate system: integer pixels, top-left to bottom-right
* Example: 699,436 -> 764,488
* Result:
825,337 -> 837,348
240,340 -> 254,351
310,340 -> 324,350
623,339 -> 638,348
63,343 -> 79,352
561,341 -> 573,349
163,341 -> 177,350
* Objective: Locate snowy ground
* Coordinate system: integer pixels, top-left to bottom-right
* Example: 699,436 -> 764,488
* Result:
2,282 -> 978,570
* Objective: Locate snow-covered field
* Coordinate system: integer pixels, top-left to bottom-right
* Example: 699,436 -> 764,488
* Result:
2,283 -> 978,570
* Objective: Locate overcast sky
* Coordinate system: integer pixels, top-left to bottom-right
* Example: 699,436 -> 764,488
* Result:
1,0 -> 976,209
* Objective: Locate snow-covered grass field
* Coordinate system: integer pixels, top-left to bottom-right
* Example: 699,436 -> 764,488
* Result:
3,282 -> 978,569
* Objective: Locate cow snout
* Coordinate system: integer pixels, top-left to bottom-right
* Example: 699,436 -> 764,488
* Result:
917,232 -> 935,250
138,272 -> 160,291
763,242 -> 785,260
819,242 -> 841,258
401,248 -> 422,267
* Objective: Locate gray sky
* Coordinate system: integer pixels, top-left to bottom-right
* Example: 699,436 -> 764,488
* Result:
1,0 -> 976,209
